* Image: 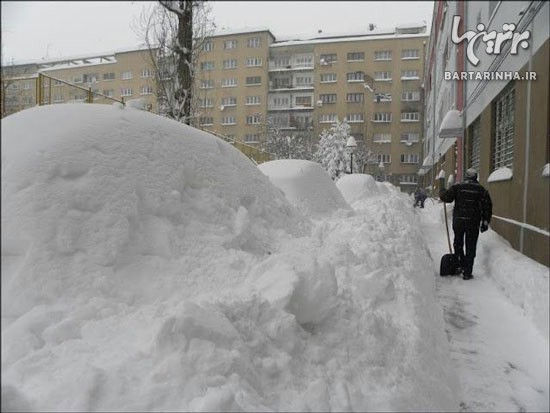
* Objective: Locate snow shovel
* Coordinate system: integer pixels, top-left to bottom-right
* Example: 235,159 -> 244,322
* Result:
440,203 -> 458,276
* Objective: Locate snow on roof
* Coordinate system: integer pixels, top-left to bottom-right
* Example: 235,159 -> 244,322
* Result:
271,30 -> 429,47
211,26 -> 275,38
9,45 -> 150,68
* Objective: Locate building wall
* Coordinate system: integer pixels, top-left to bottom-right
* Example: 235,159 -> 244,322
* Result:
1,49 -> 157,117
197,29 -> 428,192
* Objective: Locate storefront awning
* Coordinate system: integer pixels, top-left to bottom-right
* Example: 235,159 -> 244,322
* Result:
439,110 -> 463,139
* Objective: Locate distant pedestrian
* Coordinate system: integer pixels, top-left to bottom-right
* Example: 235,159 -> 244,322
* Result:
414,187 -> 427,208
439,168 -> 492,280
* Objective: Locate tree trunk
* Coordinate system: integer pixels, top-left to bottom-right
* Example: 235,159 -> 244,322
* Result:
177,1 -> 193,125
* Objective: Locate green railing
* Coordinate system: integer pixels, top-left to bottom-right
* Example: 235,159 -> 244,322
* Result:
207,130 -> 272,165
37,73 -> 125,106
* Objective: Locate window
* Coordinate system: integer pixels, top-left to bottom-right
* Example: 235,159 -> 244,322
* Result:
296,76 -> 313,87
224,40 -> 238,49
493,85 -> 515,170
373,112 -> 392,122
346,113 -> 364,123
246,96 -> 261,105
141,69 -> 152,78
221,96 -> 237,106
373,133 -> 392,143
201,61 -> 215,71
347,93 -> 364,103
245,134 -> 260,143
319,113 -> 338,123
200,79 -> 214,89
247,37 -> 261,48
374,93 -> 392,102
246,114 -> 261,124
199,98 -> 214,108
222,78 -> 237,87
103,72 -> 115,81
347,52 -> 365,61
73,75 -> 83,84
273,56 -> 291,67
246,57 -> 262,67
401,91 -> 420,101
246,76 -> 261,85
53,94 -> 64,103
400,154 -> 419,163
140,85 -> 153,95
54,79 -> 64,86
320,53 -> 337,64
223,59 -> 238,69
320,73 -> 337,83
103,89 -> 114,97
199,117 -> 213,126
378,154 -> 391,163
375,50 -> 392,60
401,70 -> 419,79
23,81 -> 31,90
121,71 -> 133,80
221,116 -> 236,125
295,56 -> 313,67
374,71 -> 392,81
401,49 -> 420,59
353,133 -> 364,141
295,96 -> 312,106
401,112 -> 419,122
347,71 -> 365,82
203,41 -> 213,52
272,97 -> 290,107
320,94 -> 337,104
469,117 -> 481,171
83,74 -> 99,84
401,132 -> 420,143
121,88 -> 133,97
400,175 -> 418,184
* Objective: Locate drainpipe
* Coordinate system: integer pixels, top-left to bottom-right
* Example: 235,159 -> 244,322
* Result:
520,12 -> 534,253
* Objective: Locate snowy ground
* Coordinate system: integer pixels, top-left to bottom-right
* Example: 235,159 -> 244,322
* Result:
1,104 -> 548,412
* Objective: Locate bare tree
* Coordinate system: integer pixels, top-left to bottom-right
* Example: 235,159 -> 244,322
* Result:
135,1 -> 214,124
257,115 -> 314,160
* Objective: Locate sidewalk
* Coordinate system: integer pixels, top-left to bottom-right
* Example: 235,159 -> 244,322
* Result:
418,202 -> 549,412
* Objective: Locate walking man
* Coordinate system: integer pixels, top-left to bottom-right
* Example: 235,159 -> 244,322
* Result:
439,168 -> 493,280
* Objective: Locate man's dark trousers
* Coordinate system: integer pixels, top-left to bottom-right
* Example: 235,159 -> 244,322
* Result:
452,220 -> 479,276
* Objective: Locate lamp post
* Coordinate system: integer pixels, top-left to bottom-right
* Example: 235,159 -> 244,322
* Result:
346,136 -> 357,174
378,160 -> 385,181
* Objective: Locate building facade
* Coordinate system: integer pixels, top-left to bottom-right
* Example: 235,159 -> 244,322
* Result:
423,0 -> 549,266
196,26 -> 429,191
1,47 -> 157,117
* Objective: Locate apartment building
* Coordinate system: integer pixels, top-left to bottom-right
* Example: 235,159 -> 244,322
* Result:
196,25 -> 428,192
424,1 -> 549,266
1,47 -> 157,117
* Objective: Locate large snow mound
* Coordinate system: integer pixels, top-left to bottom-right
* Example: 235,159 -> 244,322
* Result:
258,159 -> 350,216
1,104 -> 459,412
1,104 -> 308,318
336,173 -> 381,204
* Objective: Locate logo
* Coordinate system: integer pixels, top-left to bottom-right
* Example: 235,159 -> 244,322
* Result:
451,15 -> 531,66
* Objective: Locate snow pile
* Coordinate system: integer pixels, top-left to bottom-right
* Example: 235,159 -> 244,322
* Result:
336,173 -> 381,204
258,159 -> 350,216
2,104 -> 460,412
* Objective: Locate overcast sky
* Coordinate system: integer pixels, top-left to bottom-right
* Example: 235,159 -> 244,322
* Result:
2,1 -> 434,64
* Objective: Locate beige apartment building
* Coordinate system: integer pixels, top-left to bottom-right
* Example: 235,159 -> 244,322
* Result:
1,47 -> 157,116
2,26 -> 428,192
196,25 -> 428,191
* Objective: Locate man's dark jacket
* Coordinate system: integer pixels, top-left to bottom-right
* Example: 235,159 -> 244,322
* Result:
439,178 -> 492,227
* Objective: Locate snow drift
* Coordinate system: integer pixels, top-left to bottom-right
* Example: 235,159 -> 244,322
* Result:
258,159 -> 350,216
1,104 -> 459,412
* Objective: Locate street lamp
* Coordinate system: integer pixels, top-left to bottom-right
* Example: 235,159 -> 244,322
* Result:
346,136 -> 357,174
